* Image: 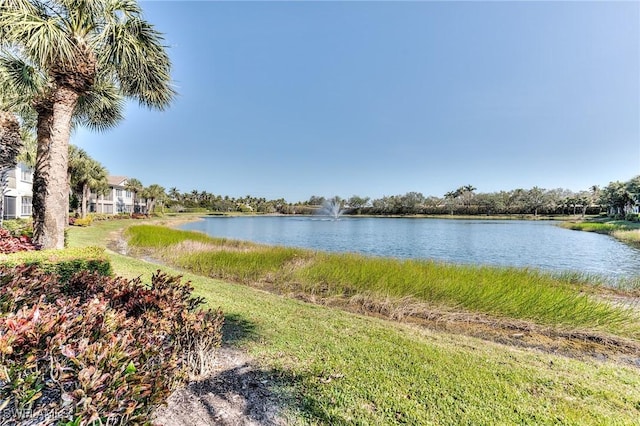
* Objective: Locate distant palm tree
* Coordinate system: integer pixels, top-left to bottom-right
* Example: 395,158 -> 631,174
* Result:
125,178 -> 144,214
68,148 -> 108,218
141,184 -> 165,215
168,187 -> 181,203
1,0 -> 173,248
459,185 -> 476,210
444,190 -> 461,215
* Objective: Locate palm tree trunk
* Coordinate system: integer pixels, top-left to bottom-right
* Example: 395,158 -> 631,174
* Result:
33,88 -> 79,249
81,182 -> 89,219
66,171 -> 74,226
0,169 -> 7,228
0,111 -> 23,227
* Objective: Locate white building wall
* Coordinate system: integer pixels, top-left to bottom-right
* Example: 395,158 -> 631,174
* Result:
88,177 -> 140,214
2,163 -> 33,220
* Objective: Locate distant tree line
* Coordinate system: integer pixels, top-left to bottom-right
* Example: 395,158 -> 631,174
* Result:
302,187 -> 601,217
162,176 -> 640,219
165,189 -> 293,214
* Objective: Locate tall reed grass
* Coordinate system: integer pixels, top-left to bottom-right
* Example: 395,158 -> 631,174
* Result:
560,220 -> 640,250
560,222 -> 621,233
612,229 -> 640,246
177,247 -> 306,283
125,225 -> 213,247
125,225 -> 638,335
296,253 -> 632,330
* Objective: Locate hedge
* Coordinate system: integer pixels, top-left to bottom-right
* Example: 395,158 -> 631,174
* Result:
0,246 -> 112,282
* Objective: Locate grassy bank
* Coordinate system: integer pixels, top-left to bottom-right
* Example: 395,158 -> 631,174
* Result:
64,218 -> 640,424
560,219 -> 640,248
125,225 -> 638,338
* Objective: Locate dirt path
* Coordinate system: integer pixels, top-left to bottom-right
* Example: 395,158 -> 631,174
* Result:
152,347 -> 286,426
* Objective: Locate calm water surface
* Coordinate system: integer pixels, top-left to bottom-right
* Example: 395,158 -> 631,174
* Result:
180,216 -> 640,280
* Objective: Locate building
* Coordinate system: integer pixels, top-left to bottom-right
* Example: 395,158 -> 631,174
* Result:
2,163 -> 33,220
2,168 -> 147,220
89,176 -> 144,214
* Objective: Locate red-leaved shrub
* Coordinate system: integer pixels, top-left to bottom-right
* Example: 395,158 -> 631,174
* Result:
0,266 -> 223,425
0,228 -> 36,254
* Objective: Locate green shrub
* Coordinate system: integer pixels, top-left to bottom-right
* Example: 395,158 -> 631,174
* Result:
72,216 -> 93,227
0,247 -> 112,282
0,266 -> 223,424
1,218 -> 33,237
625,213 -> 640,222
87,213 -> 111,221
181,207 -> 209,213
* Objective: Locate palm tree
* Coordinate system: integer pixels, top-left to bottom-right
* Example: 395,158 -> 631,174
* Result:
0,111 -> 23,227
1,0 -> 173,248
68,147 -> 108,218
457,185 -> 476,211
0,57 -> 33,226
141,184 -> 165,215
444,190 -> 461,215
67,145 -> 88,217
589,185 -> 602,214
168,187 -> 181,203
124,177 -> 143,214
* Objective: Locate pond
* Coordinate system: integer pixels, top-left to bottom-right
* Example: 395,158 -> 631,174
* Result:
179,216 -> 640,281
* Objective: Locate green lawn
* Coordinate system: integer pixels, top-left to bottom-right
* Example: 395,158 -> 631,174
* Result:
66,220 -> 640,425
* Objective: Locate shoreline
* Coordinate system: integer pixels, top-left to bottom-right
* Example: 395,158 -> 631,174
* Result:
187,211 -> 589,221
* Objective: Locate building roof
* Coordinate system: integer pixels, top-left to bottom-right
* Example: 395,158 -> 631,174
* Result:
108,176 -> 128,187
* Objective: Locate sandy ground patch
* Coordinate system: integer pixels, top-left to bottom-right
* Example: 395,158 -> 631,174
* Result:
152,347 -> 287,426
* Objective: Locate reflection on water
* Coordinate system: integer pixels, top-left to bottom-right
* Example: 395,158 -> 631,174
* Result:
180,217 -> 640,281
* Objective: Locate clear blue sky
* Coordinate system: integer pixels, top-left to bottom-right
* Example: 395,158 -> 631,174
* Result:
73,0 -> 640,203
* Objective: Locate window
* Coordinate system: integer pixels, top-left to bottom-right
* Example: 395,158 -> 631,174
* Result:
3,196 -> 16,219
20,165 -> 33,183
116,189 -> 123,197
125,190 -> 132,198
21,197 -> 32,216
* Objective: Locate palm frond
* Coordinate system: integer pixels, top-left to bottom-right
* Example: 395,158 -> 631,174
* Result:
16,125 -> 37,166
60,0 -> 106,38
99,15 -> 174,110
73,74 -> 124,131
0,0 -> 35,41
0,0 -> 40,16
0,53 -> 47,97
104,0 -> 141,22
3,0 -> 173,130
0,10 -> 77,68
